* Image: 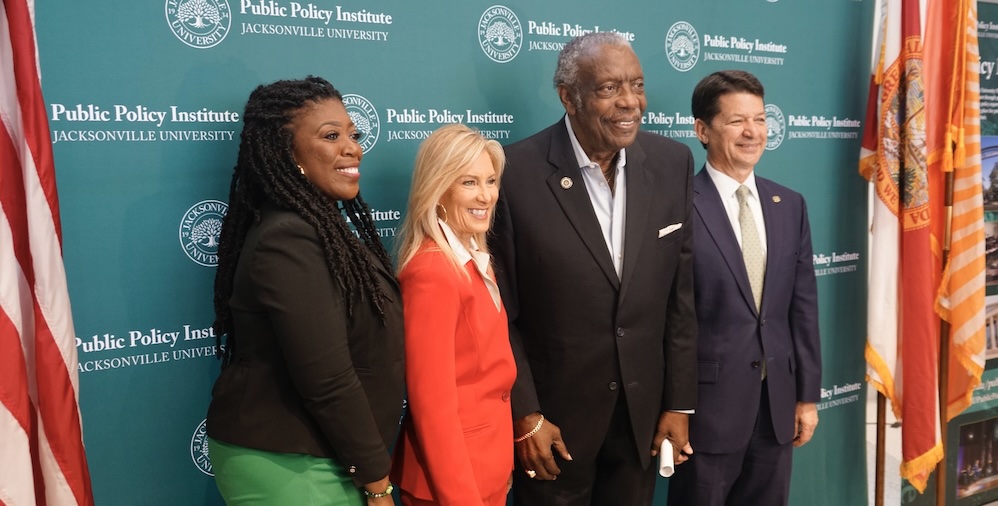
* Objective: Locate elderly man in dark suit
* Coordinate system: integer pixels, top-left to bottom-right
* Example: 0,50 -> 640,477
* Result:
667,70 -> 822,506
489,32 -> 698,505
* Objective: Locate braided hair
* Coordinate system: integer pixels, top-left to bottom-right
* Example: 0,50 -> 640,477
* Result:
213,76 -> 391,366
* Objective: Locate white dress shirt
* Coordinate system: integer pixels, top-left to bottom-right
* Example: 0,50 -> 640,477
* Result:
565,116 -> 627,279
704,162 -> 768,257
438,218 -> 501,310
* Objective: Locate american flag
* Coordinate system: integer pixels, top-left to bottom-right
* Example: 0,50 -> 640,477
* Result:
0,0 -> 94,504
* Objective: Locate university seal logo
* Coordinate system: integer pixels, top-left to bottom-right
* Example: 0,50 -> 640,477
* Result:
342,94 -> 381,154
165,0 -> 231,49
665,21 -> 699,72
765,103 -> 786,150
179,200 -> 227,267
190,419 -> 213,476
478,5 -> 523,63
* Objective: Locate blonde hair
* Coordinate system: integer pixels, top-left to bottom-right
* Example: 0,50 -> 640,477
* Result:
396,123 -> 505,276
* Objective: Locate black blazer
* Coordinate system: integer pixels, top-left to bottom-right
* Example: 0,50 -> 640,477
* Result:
207,203 -> 404,484
690,168 -> 821,453
489,119 -> 698,467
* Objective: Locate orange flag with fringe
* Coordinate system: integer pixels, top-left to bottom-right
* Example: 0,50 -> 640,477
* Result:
924,0 -> 985,424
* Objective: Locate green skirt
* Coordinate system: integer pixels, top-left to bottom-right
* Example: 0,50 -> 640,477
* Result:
208,438 -> 364,505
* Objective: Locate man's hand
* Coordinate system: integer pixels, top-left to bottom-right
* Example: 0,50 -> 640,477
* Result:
514,412 -> 572,480
793,402 -> 818,447
651,411 -> 692,465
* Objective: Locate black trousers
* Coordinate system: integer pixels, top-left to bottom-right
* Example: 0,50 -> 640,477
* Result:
513,394 -> 657,506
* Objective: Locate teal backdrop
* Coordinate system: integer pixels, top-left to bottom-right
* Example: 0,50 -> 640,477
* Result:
33,1 -> 873,504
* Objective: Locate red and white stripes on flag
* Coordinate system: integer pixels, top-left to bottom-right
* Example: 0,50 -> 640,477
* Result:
0,0 -> 94,504
861,0 -> 943,493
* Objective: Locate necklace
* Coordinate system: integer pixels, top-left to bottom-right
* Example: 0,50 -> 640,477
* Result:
602,168 -> 614,183
603,168 -> 616,193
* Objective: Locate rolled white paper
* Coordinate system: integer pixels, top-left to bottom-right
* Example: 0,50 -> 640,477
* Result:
659,439 -> 675,477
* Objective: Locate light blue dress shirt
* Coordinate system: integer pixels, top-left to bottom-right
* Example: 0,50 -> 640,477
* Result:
565,116 -> 627,279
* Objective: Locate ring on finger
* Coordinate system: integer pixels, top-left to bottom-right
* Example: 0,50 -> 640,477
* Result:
526,469 -> 537,479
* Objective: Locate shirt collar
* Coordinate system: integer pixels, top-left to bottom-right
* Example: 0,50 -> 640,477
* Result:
565,115 -> 627,171
437,218 -> 490,274
704,161 -> 758,200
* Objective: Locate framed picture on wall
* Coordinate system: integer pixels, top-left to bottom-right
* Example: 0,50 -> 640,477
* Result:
982,135 -> 998,364
982,135 -> 998,297
950,407 -> 998,504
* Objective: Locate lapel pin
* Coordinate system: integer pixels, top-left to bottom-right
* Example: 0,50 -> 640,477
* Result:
772,196 -> 781,203
560,177 -> 573,189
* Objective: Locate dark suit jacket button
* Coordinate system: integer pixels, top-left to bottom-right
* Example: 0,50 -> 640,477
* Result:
348,465 -> 357,474
751,360 -> 761,368
608,381 -> 618,390
502,391 -> 510,402
616,327 -> 625,337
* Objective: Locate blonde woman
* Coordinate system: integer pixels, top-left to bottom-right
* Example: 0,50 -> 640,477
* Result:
391,124 -> 515,506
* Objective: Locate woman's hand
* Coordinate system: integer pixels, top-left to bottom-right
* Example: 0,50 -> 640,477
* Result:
362,477 -> 395,505
366,495 -> 395,506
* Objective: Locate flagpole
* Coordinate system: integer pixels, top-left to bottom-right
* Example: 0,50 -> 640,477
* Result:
937,320 -> 951,505
876,392 -> 886,506
936,168 -> 955,505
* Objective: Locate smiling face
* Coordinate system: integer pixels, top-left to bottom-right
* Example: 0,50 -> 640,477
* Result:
560,44 -> 646,169
694,92 -> 767,181
290,98 -> 363,201
437,151 -> 498,249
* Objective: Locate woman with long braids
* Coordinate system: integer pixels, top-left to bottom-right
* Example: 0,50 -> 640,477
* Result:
206,76 -> 404,505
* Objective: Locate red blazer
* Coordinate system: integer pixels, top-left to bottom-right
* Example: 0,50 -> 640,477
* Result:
391,241 -> 516,505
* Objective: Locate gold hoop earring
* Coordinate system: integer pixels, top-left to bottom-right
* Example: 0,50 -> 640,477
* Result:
436,203 -> 448,224
297,164 -> 305,175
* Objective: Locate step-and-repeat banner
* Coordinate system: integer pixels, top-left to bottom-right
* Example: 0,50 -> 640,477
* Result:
35,1 -> 873,504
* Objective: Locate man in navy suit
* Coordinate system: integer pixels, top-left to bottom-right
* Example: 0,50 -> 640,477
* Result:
490,33 -> 698,505
667,70 -> 821,506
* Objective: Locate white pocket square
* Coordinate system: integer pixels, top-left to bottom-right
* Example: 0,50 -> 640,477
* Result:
658,223 -> 683,238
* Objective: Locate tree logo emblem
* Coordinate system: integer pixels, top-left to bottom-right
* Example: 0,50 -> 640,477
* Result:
190,419 -> 213,476
165,0 -> 231,49
341,94 -> 381,154
665,21 -> 699,73
478,5 -> 522,63
179,200 -> 228,267
765,103 -> 786,151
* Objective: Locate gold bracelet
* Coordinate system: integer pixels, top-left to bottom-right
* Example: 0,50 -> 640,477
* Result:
514,414 -> 545,443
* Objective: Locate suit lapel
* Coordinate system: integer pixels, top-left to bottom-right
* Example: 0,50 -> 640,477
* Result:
618,140 -> 651,302
545,121 -> 619,289
693,169 -> 757,314
757,177 -> 784,311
